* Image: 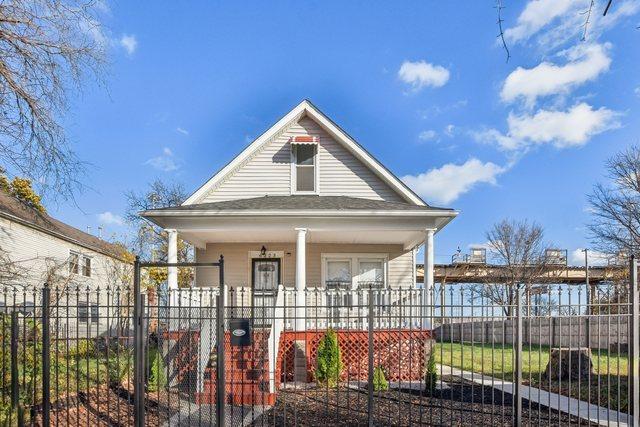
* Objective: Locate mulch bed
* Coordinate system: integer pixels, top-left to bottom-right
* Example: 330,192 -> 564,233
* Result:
30,384 -> 183,427
256,376 -> 594,426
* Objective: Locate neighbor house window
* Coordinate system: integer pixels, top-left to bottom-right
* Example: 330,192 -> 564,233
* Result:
293,144 -> 316,193
78,303 -> 99,322
69,252 -> 80,274
82,256 -> 92,277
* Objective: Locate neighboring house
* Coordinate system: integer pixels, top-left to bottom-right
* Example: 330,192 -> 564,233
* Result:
143,99 -> 457,320
0,191 -> 132,335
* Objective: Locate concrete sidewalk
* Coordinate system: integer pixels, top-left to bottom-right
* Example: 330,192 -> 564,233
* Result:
439,364 -> 630,427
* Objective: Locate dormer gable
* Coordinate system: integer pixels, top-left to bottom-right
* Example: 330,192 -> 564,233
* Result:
184,100 -> 426,206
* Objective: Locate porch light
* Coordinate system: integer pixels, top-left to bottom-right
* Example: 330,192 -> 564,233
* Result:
260,246 -> 267,257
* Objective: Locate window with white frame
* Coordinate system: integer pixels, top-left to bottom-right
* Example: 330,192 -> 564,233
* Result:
82,256 -> 92,277
292,144 -> 317,193
69,252 -> 80,274
322,254 -> 388,312
69,251 -> 92,277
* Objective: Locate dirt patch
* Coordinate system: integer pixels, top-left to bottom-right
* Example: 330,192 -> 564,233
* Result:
31,385 -> 183,427
256,377 -> 592,426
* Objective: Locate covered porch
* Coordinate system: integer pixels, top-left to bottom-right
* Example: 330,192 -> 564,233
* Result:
142,195 -> 457,330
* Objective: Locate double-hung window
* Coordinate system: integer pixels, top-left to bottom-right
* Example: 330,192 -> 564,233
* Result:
70,251 -> 92,277
292,144 -> 317,193
69,252 -> 80,274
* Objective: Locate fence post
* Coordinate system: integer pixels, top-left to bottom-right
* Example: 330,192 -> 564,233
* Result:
217,255 -> 226,427
133,256 -> 145,427
367,288 -> 374,427
41,284 -> 51,427
514,285 -> 523,426
630,256 -> 639,426
10,311 -> 18,413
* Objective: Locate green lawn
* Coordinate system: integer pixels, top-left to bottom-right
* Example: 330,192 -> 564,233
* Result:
433,342 -> 629,413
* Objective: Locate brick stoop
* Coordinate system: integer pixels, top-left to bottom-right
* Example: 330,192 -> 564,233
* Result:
194,330 -> 276,406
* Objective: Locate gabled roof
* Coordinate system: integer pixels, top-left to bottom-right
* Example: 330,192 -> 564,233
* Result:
183,99 -> 428,206
0,192 -> 130,262
146,195 -> 455,215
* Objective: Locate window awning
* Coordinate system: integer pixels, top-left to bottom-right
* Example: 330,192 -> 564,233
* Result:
290,135 -> 318,145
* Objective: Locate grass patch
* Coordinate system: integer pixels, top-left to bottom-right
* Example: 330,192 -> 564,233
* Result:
433,342 -> 629,413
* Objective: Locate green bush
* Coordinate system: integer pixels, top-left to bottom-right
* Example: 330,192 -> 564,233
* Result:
425,351 -> 437,395
372,366 -> 389,392
315,329 -> 343,388
147,347 -> 166,392
68,339 -> 96,359
107,349 -> 132,387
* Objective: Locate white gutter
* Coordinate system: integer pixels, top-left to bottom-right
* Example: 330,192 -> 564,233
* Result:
141,209 -> 459,218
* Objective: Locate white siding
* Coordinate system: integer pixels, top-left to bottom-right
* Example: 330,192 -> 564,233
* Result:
195,242 -> 414,288
199,116 -> 404,203
0,216 -> 130,335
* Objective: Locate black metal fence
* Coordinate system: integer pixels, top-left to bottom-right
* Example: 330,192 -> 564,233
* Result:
0,257 -> 638,426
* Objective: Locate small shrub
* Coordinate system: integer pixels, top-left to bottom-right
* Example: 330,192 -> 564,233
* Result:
425,351 -> 437,395
68,339 -> 95,359
372,366 -> 389,392
315,329 -> 343,388
147,347 -> 166,392
107,349 -> 132,387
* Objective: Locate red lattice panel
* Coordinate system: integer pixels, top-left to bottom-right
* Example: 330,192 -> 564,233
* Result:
276,329 -> 432,385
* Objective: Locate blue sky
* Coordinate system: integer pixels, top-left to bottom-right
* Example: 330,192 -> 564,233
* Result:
51,0 -> 640,265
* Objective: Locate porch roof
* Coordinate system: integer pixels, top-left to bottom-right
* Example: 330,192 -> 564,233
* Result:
142,195 -> 455,214
141,196 -> 457,250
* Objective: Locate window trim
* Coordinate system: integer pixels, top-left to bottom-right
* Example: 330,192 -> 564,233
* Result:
69,251 -> 80,275
82,255 -> 92,278
290,142 -> 319,195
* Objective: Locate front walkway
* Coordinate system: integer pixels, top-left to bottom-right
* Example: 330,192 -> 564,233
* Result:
438,365 -> 630,427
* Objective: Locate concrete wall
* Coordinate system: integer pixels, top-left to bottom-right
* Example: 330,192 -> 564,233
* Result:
435,316 -> 629,350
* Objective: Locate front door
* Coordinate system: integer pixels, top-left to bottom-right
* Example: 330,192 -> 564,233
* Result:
251,258 -> 280,326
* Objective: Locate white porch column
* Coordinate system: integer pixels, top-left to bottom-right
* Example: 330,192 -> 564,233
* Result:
295,228 -> 307,331
167,229 -> 178,295
423,228 -> 435,329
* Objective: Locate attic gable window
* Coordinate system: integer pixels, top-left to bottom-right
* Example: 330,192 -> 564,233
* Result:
291,136 -> 318,193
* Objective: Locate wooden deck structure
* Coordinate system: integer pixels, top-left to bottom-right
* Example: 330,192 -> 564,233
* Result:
416,263 -> 624,285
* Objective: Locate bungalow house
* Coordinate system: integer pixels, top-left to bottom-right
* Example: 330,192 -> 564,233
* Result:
141,100 -> 457,404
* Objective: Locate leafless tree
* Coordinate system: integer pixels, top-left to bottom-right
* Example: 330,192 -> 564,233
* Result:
125,179 -> 194,286
471,219 -> 551,316
588,145 -> 640,257
0,0 -> 107,200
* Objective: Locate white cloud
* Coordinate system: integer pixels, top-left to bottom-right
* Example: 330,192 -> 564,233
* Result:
475,103 -> 620,151
504,0 -> 581,44
97,211 -> 124,226
119,34 -> 138,56
398,60 -> 450,91
402,159 -> 506,205
508,103 -> 620,148
145,147 -> 179,172
176,127 -> 189,136
501,43 -> 611,106
418,130 -> 438,141
635,87 -> 640,97
569,248 -> 609,266
444,124 -> 455,137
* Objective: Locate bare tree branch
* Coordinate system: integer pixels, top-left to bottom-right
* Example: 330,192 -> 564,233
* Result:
0,0 -> 107,201
495,0 -> 510,62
